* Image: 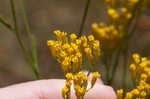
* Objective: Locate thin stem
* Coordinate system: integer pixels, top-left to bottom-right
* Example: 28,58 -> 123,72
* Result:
19,0 -> 41,79
87,62 -> 94,76
10,0 -> 32,64
0,16 -> 14,31
108,49 -> 121,85
78,0 -> 91,37
122,47 -> 128,91
82,96 -> 84,99
66,93 -> 70,99
104,61 -> 110,84
127,16 -> 138,40
10,0 -> 41,79
30,35 -> 41,79
100,52 -> 110,83
106,55 -> 113,85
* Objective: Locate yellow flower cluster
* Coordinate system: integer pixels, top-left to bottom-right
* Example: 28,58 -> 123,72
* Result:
117,89 -> 123,99
47,30 -> 101,73
105,0 -> 149,11
117,80 -> 150,99
62,72 -> 100,99
107,8 -> 132,25
92,0 -> 148,51
92,8 -> 132,50
141,0 -> 150,11
123,0 -> 149,11
130,53 -> 150,83
117,53 -> 150,99
92,23 -> 123,50
105,0 -> 120,8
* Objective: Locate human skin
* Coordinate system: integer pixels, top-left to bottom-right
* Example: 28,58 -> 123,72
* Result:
0,71 -> 116,99
0,78 -> 116,99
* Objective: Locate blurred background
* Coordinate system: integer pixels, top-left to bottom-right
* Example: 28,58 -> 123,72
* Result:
0,0 -> 150,91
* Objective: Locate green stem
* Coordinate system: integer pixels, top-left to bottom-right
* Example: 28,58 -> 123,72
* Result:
10,0 -> 41,79
19,0 -> 41,79
108,50 -> 121,85
10,0 -> 32,64
66,93 -> 70,99
78,0 -> 91,37
104,63 -> 109,81
82,96 -> 84,99
106,55 -> 112,85
0,16 -> 14,31
87,62 -> 94,76
122,47 -> 128,91
101,52 -> 110,83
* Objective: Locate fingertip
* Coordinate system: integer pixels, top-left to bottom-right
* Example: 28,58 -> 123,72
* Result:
85,83 -> 116,99
81,71 -> 104,85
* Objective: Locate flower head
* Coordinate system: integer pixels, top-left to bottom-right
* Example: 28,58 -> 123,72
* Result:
47,30 -> 101,74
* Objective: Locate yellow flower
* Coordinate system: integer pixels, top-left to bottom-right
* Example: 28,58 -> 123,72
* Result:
140,91 -> 146,98
126,13 -> 132,20
73,75 -> 78,85
99,22 -> 106,28
91,23 -> 122,51
117,89 -> 123,99
65,80 -> 72,89
108,8 -> 116,16
74,85 -> 85,98
126,0 -> 139,10
129,64 -> 136,80
121,7 -> 128,14
54,30 -> 61,41
59,51 -> 67,62
62,86 -> 69,99
70,33 -> 77,42
127,54 -> 150,99
61,32 -> 68,43
62,57 -> 71,73
132,53 -> 140,64
105,0 -> 120,7
47,30 -> 101,75
108,8 -> 120,22
47,40 -> 56,57
91,23 -> 98,31
72,56 -> 79,72
76,52 -> 82,68
77,72 -> 84,80
129,0 -> 139,4
97,28 -> 107,38
82,75 -> 88,89
125,92 -> 133,99
140,73 -> 147,81
131,89 -> 139,96
81,36 -> 88,48
76,39 -> 82,50
85,47 -> 93,62
88,35 -> 95,42
64,71 -> 100,99
93,40 -> 101,60
71,43 -> 79,53
66,73 -> 73,80
91,72 -> 100,88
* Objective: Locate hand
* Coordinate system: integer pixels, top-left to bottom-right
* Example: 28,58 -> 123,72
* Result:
0,78 -> 116,99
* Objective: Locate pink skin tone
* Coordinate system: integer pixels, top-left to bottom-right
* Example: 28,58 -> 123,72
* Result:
0,73 -> 116,99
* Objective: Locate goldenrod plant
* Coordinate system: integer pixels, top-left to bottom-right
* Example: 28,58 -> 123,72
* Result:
47,30 -> 101,99
0,0 -> 150,99
117,53 -> 150,99
0,0 -> 41,79
91,0 -> 150,86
